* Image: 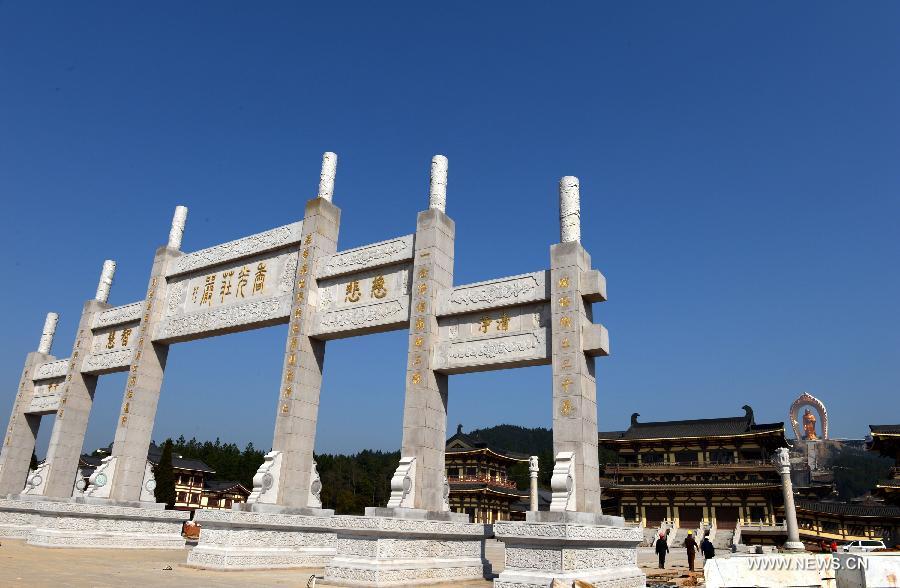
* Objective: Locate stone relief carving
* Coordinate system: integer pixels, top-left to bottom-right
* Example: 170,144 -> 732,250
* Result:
82,349 -> 135,374
92,302 -> 143,329
549,452 -> 576,512
316,299 -> 407,333
85,456 -> 117,499
247,451 -> 282,505
22,462 -> 50,495
317,235 -> 414,279
155,296 -> 289,342
440,271 -> 549,316
308,459 -> 323,508
445,332 -> 545,363
386,456 -> 416,508
167,222 -> 303,277
140,461 -> 157,502
26,391 -> 62,415
33,359 -> 69,381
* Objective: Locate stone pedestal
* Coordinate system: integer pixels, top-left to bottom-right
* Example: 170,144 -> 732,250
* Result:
187,506 -> 337,570
322,507 -> 488,586
25,498 -> 188,548
493,512 -> 645,588
0,497 -> 39,539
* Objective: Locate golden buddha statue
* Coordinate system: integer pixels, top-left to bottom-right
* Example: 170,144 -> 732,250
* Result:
803,408 -> 818,440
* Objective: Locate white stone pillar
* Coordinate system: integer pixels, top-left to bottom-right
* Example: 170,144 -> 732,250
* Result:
167,205 -> 188,250
318,151 -> 337,202
559,176 -> 581,243
94,260 -> 116,303
37,312 -> 59,355
429,154 -> 448,213
529,455 -> 539,511
774,447 -> 805,550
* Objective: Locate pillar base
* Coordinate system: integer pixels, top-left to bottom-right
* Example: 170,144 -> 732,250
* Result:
783,541 -> 806,551
493,511 -> 645,588
186,506 -> 337,571
322,507 -> 489,586
26,498 -> 188,548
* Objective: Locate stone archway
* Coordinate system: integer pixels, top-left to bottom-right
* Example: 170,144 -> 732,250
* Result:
789,392 -> 828,440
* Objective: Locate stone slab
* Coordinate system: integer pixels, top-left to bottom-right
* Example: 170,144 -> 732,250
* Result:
493,518 -> 644,588
324,512 -> 489,586
187,508 -> 337,571
91,301 -> 144,329
317,234 -> 415,279
25,499 -> 188,549
32,359 -> 69,382
704,553 -> 837,588
166,221 -> 303,278
834,552 -> 900,588
0,498 -> 38,539
437,271 -> 550,317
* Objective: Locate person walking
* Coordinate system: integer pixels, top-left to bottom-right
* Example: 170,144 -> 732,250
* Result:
683,530 -> 699,572
655,532 -> 670,569
830,540 -> 838,553
700,532 -> 715,562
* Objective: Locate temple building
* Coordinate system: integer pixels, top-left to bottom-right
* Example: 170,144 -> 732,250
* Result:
598,406 -> 787,544
868,424 -> 900,506
77,443 -> 250,512
795,499 -> 900,547
445,426 -> 535,523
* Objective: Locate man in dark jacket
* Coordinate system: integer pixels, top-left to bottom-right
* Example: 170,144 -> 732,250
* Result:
655,532 -> 669,569
700,533 -> 715,561
683,530 -> 699,571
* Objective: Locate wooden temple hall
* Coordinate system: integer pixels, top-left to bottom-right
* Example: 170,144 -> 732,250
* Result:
598,406 -> 787,535
445,426 -> 537,523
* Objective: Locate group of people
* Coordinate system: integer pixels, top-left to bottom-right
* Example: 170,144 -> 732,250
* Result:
654,530 -> 715,571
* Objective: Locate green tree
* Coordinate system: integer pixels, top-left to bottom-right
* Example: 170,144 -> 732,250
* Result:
152,438 -> 177,509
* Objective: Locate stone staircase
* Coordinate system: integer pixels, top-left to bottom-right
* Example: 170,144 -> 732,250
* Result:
713,528 -> 734,550
644,526 -> 661,547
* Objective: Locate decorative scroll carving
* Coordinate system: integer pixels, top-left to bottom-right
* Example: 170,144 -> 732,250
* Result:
82,349 -> 135,374
247,451 -> 282,505
549,451 -> 576,512
314,299 -> 408,337
92,302 -> 143,329
23,462 -> 50,495
439,271 -> 549,316
140,461 -> 157,502
155,296 -> 290,343
317,235 -> 414,279
26,386 -> 62,414
167,222 -> 303,277
33,359 -> 69,381
309,460 -> 323,508
85,456 -> 117,498
386,456 -> 416,508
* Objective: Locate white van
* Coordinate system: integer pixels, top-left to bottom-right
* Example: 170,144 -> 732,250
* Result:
842,539 -> 886,553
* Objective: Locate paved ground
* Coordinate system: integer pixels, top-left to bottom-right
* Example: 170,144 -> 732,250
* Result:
0,540 -> 491,587
638,546 -> 727,586
0,538 -> 724,587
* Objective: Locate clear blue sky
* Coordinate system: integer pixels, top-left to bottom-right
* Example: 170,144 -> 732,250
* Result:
1,2 -> 897,459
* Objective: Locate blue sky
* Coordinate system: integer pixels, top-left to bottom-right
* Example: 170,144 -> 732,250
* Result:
1,2 -> 898,458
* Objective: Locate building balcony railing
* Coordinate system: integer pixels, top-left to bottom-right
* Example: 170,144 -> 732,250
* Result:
606,459 -> 770,471
448,475 -> 518,489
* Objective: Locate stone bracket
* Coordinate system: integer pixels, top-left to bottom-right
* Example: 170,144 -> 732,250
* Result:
140,461 -> 157,502
581,269 -> 607,303
549,451 -> 576,512
386,456 -> 416,508
85,456 -> 117,498
22,462 -> 50,495
583,323 -> 610,357
247,450 -> 282,505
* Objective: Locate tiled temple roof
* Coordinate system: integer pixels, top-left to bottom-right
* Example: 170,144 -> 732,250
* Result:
796,499 -> 900,519
598,405 -> 785,442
